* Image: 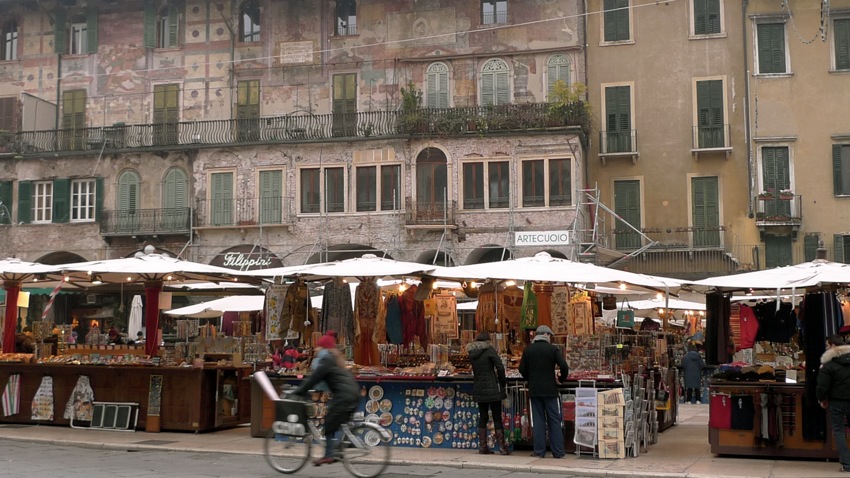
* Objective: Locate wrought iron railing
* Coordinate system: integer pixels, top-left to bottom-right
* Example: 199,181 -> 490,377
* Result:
4,102 -> 589,155
692,124 -> 731,150
599,129 -> 638,154
754,193 -> 802,223
195,196 -> 291,228
99,208 -> 191,236
405,199 -> 457,226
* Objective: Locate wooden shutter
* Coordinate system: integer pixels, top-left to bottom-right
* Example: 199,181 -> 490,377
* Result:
52,178 -> 70,223
86,6 -> 98,54
614,180 -> 641,250
835,234 -> 846,263
163,168 -> 187,208
427,64 -> 449,109
0,181 -> 11,224
762,147 -> 790,191
54,9 -> 66,54
495,70 -> 510,105
62,90 -> 86,130
546,55 -> 569,98
758,23 -> 786,73
692,177 -> 719,247
259,170 -> 282,223
834,144 -> 845,196
168,5 -> 180,47
210,172 -> 233,225
95,177 -> 104,222
804,234 -> 819,262
604,0 -> 629,41
606,86 -> 630,133
118,171 -> 139,211
481,71 -> 495,106
694,0 -> 707,34
17,180 -> 31,224
837,19 -> 850,70
706,0 -> 721,34
0,97 -> 17,132
237,80 -> 260,118
144,2 -> 156,48
426,70 -> 438,108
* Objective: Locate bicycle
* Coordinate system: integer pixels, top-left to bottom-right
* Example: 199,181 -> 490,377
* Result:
264,394 -> 392,478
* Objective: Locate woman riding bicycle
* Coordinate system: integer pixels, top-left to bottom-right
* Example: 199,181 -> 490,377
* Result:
290,334 -> 360,466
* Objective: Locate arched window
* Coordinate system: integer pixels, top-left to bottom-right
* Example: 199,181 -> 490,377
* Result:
239,0 -> 261,42
480,58 -> 510,106
547,54 -> 571,99
2,20 -> 18,61
117,170 -> 140,212
416,147 -> 448,210
336,0 -> 357,36
426,62 -> 449,109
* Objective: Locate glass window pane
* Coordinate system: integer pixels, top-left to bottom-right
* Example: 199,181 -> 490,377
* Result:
463,163 -> 484,210
356,166 -> 376,212
548,159 -> 571,206
489,161 -> 510,209
325,168 -> 345,213
300,169 -> 320,214
380,165 -> 400,210
522,160 -> 544,207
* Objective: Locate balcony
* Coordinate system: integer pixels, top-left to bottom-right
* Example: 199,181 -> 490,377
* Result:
3,102 -> 590,156
755,193 -> 802,238
195,196 -> 291,229
598,129 -> 638,165
691,124 -> 732,159
99,208 -> 192,237
405,199 -> 457,229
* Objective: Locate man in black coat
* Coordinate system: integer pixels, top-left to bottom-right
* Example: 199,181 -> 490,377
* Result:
518,325 -> 569,458
817,335 -> 850,473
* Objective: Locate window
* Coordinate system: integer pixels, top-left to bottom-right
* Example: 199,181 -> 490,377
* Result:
765,236 -> 792,268
332,73 -> 357,136
521,158 -> 570,208
33,181 -> 53,223
355,165 -> 401,212
2,20 -> 18,61
336,0 -> 357,36
603,0 -> 630,43
833,144 -> 850,196
0,180 -> 11,224
696,79 -> 725,148
54,8 -> 98,55
604,85 -> 632,153
547,54 -> 570,99
258,170 -> 283,224
691,176 -> 720,247
835,234 -> 850,263
381,165 -> 401,211
804,234 -> 820,262
117,171 -> 140,231
299,167 -> 346,214
239,0 -> 261,42
482,0 -> 507,25
835,18 -> 850,71
162,167 -> 189,231
237,79 -> 260,141
0,97 -> 17,132
614,179 -> 641,250
760,146 -> 791,218
210,171 -> 234,226
356,167 -> 377,212
71,179 -> 95,221
756,22 -> 787,74
426,63 -> 450,109
693,0 -> 721,36
463,161 -> 510,210
416,148 -> 448,209
153,84 -> 179,145
144,3 -> 181,48
62,89 -> 86,150
480,58 -> 510,106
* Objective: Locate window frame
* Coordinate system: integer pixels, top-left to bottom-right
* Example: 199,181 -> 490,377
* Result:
519,157 -> 572,209
461,160 -> 512,210
353,163 -> 402,213
601,0 -> 632,45
335,0 -> 357,36
69,20 -> 88,55
688,174 -> 721,248
298,166 -> 348,215
1,20 -> 18,61
239,0 -> 261,43
546,54 -> 571,99
832,16 -> 850,72
601,82 -> 634,154
481,0 -> 508,26
257,168 -> 284,224
480,58 -> 511,106
70,178 -> 96,222
208,170 -> 235,226
426,62 -> 451,109
754,19 -> 790,76
690,0 -> 725,38
157,5 -> 182,48
693,76 -> 728,149
32,181 -> 53,223
833,143 -> 850,197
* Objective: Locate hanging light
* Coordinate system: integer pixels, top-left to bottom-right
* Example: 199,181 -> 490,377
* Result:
91,274 -> 103,285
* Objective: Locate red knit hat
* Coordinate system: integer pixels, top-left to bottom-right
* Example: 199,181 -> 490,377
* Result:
316,334 -> 336,349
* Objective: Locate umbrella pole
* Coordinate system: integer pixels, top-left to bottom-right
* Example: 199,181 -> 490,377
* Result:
144,281 -> 163,356
2,280 -> 21,353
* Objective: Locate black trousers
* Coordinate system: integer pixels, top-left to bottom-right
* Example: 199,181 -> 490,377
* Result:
477,400 -> 504,429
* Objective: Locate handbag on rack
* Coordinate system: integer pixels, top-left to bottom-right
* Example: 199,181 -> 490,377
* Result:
655,380 -> 671,410
616,298 -> 635,328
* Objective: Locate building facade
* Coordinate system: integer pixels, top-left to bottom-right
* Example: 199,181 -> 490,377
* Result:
0,0 -> 589,269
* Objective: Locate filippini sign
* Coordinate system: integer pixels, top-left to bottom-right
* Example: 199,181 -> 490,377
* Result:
514,230 -> 571,246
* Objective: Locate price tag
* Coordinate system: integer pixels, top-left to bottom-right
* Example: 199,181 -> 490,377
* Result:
437,370 -> 449,377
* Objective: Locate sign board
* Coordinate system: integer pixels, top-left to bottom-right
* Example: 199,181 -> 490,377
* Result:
513,230 -> 571,246
279,41 -> 314,64
211,245 -> 284,271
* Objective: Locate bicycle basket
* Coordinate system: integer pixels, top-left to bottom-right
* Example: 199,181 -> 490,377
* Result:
274,399 -> 314,425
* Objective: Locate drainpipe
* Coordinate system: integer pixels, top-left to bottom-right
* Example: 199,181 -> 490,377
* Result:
742,0 -> 754,218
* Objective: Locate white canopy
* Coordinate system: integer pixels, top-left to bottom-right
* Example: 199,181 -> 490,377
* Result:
298,254 -> 437,280
687,259 -> 850,292
164,295 -> 265,318
626,297 -> 706,311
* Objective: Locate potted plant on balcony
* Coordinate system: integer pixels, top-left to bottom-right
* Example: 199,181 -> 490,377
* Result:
757,189 -> 774,200
779,189 -> 794,200
397,82 -> 425,134
547,80 -> 591,132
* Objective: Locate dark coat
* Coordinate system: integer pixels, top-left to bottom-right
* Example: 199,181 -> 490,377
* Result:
518,338 -> 569,398
681,350 -> 705,389
293,352 -> 360,407
466,339 -> 506,403
817,345 -> 850,402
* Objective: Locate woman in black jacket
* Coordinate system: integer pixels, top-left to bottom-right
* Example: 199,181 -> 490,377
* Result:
466,332 -> 510,455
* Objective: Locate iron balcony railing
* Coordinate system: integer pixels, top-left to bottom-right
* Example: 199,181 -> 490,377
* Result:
691,124 -> 731,150
405,199 -> 457,226
754,193 -> 802,224
599,129 -> 638,154
5,102 -> 590,155
195,196 -> 291,228
99,207 -> 191,236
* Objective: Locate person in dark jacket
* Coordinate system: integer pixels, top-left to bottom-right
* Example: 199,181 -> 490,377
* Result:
291,334 -> 360,466
466,331 -> 510,455
681,344 -> 706,404
518,325 -> 569,458
817,335 -> 850,472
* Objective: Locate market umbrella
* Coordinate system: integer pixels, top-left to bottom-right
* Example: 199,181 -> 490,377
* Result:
626,297 -> 706,311
58,246 -> 259,356
687,259 -> 850,293
0,258 -> 64,353
164,295 -> 265,318
128,295 -> 144,339
296,254 -> 437,280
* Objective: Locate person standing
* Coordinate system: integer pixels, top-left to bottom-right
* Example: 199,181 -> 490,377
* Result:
681,344 -> 706,404
466,331 -> 510,455
518,325 -> 569,458
817,335 -> 850,473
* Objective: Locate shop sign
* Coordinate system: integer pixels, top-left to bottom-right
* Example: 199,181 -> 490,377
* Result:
212,245 -> 283,271
514,230 -> 571,246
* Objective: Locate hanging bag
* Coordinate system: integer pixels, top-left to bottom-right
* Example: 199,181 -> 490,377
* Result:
616,298 -> 635,328
656,379 -> 672,410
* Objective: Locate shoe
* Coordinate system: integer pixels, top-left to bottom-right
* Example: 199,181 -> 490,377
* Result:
840,466 -> 850,472
478,428 -> 494,455
530,452 -> 545,458
495,429 -> 511,456
313,457 -> 338,466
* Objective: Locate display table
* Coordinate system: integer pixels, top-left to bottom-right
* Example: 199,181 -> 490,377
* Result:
0,364 -> 251,432
709,381 -> 845,459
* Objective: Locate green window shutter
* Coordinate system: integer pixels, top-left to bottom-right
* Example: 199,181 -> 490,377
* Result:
495,71 -> 509,105
836,19 -> 850,70
0,181 -> 12,224
546,55 -> 570,98
606,86 -> 630,132
163,168 -> 187,208
168,6 -> 180,46
18,180 -> 31,224
834,144 -> 844,196
144,2 -> 156,48
86,6 -> 98,54
707,0 -> 721,34
54,9 -> 66,54
426,71 -> 438,108
614,180 -> 641,250
210,172 -> 233,225
616,2 -> 629,40
694,0 -> 707,34
118,171 -> 139,211
603,0 -> 628,42
692,177 -> 719,247
259,170 -> 282,223
52,178 -> 70,223
95,177 -> 104,222
758,23 -> 786,73
835,234 -> 846,263
481,71 -> 494,106
438,70 -> 449,108
804,234 -> 819,262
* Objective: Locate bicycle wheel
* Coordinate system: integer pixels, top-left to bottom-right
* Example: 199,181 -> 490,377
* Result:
264,429 -> 312,474
341,422 -> 391,478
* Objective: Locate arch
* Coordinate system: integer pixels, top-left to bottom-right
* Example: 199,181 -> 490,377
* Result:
426,62 -> 450,109
466,245 -> 513,264
546,53 -> 571,98
36,251 -> 87,265
162,167 -> 188,209
415,147 -> 448,207
117,170 -> 140,211
239,0 -> 261,42
307,244 -> 392,264
480,58 -> 510,106
416,249 -> 455,266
